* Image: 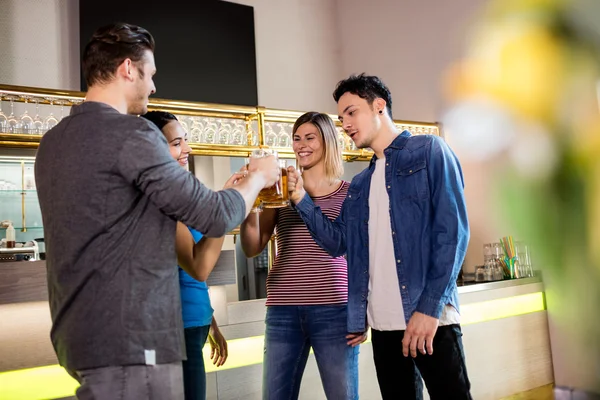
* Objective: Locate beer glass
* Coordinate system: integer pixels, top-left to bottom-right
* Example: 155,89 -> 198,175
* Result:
244,156 -> 263,213
249,149 -> 289,209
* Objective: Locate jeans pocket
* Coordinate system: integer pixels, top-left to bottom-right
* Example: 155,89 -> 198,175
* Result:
451,324 -> 463,338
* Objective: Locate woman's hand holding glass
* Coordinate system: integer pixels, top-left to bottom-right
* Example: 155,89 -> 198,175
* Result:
286,166 -> 306,204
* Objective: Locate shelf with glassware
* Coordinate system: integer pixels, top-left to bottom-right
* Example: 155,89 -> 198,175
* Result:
459,236 -> 537,287
0,155 -> 43,244
0,83 -> 442,255
0,83 -> 442,160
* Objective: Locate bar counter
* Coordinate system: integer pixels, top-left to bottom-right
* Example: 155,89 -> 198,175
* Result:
0,261 -> 552,400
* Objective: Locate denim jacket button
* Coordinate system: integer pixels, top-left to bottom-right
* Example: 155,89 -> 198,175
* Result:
397,259 -> 401,263
402,285 -> 406,290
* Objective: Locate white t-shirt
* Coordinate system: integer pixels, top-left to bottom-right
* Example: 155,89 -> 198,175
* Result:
367,157 -> 460,331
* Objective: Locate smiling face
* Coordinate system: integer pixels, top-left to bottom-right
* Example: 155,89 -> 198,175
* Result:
162,120 -> 191,167
292,122 -> 326,170
337,92 -> 383,149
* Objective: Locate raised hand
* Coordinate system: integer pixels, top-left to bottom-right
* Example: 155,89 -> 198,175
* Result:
286,166 -> 306,204
248,155 -> 280,188
222,171 -> 247,190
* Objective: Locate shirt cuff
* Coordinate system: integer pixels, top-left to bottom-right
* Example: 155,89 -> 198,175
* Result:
415,294 -> 446,319
293,193 -> 314,215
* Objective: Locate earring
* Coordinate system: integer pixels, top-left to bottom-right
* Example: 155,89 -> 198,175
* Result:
379,110 -> 383,114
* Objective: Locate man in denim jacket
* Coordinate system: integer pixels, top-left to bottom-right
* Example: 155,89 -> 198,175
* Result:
287,74 -> 472,399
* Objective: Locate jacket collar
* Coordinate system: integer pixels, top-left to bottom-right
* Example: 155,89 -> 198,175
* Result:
368,130 -> 412,167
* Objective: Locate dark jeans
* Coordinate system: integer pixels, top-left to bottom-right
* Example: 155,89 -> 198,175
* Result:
371,324 -> 472,400
71,362 -> 184,400
263,305 -> 360,400
182,325 -> 211,400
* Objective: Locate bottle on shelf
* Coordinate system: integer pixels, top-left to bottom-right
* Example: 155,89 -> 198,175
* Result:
6,221 -> 16,248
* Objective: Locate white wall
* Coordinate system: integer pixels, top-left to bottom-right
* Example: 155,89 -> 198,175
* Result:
225,0 -> 341,113
0,0 -> 79,90
334,0 -> 484,122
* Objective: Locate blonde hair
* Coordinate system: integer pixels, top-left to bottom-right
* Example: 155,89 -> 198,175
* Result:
292,112 -> 344,183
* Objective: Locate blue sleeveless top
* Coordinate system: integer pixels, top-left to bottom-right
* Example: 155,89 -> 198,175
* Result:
178,227 -> 214,328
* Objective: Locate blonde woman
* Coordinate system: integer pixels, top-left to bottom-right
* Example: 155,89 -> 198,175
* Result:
241,112 -> 359,399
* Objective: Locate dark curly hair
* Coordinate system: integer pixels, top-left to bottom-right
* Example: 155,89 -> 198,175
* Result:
82,22 -> 155,87
140,111 -> 178,131
332,73 -> 393,119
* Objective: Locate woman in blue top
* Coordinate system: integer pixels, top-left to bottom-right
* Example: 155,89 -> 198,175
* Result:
142,111 -> 243,400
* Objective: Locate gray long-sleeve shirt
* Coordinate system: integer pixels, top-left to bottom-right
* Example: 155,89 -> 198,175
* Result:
34,101 -> 245,371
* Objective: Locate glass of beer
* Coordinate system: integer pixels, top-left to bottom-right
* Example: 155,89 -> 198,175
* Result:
244,157 -> 264,213
249,149 -> 289,209
249,189 -> 263,213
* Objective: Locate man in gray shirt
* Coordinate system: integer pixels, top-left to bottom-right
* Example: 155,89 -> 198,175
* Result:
34,22 -> 279,399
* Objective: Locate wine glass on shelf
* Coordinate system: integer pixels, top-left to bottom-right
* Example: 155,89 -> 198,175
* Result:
178,117 -> 190,135
337,127 -> 346,151
231,120 -> 245,145
248,120 -> 259,146
205,118 -> 217,144
5,95 -> 21,133
19,96 -> 35,134
0,93 -> 7,132
265,123 -> 278,147
342,128 -> 355,151
190,118 -> 205,144
43,97 -> 59,131
217,119 -> 232,145
182,116 -> 196,137
31,98 -> 44,134
277,123 -> 290,148
54,99 -> 68,121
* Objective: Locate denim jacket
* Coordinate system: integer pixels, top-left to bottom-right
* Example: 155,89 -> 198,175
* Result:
295,131 -> 469,333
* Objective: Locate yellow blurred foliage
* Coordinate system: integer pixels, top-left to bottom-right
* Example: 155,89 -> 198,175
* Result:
447,23 -> 567,122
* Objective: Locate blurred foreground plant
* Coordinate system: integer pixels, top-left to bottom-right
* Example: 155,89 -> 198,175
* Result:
443,0 -> 600,392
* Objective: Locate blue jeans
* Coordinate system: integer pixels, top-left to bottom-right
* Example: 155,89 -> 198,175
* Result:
182,325 -> 211,400
263,305 -> 359,400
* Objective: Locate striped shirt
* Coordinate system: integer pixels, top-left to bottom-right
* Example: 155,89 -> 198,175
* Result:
266,181 -> 350,306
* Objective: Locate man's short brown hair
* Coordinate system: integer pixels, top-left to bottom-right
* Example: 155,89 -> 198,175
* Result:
82,22 -> 155,87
